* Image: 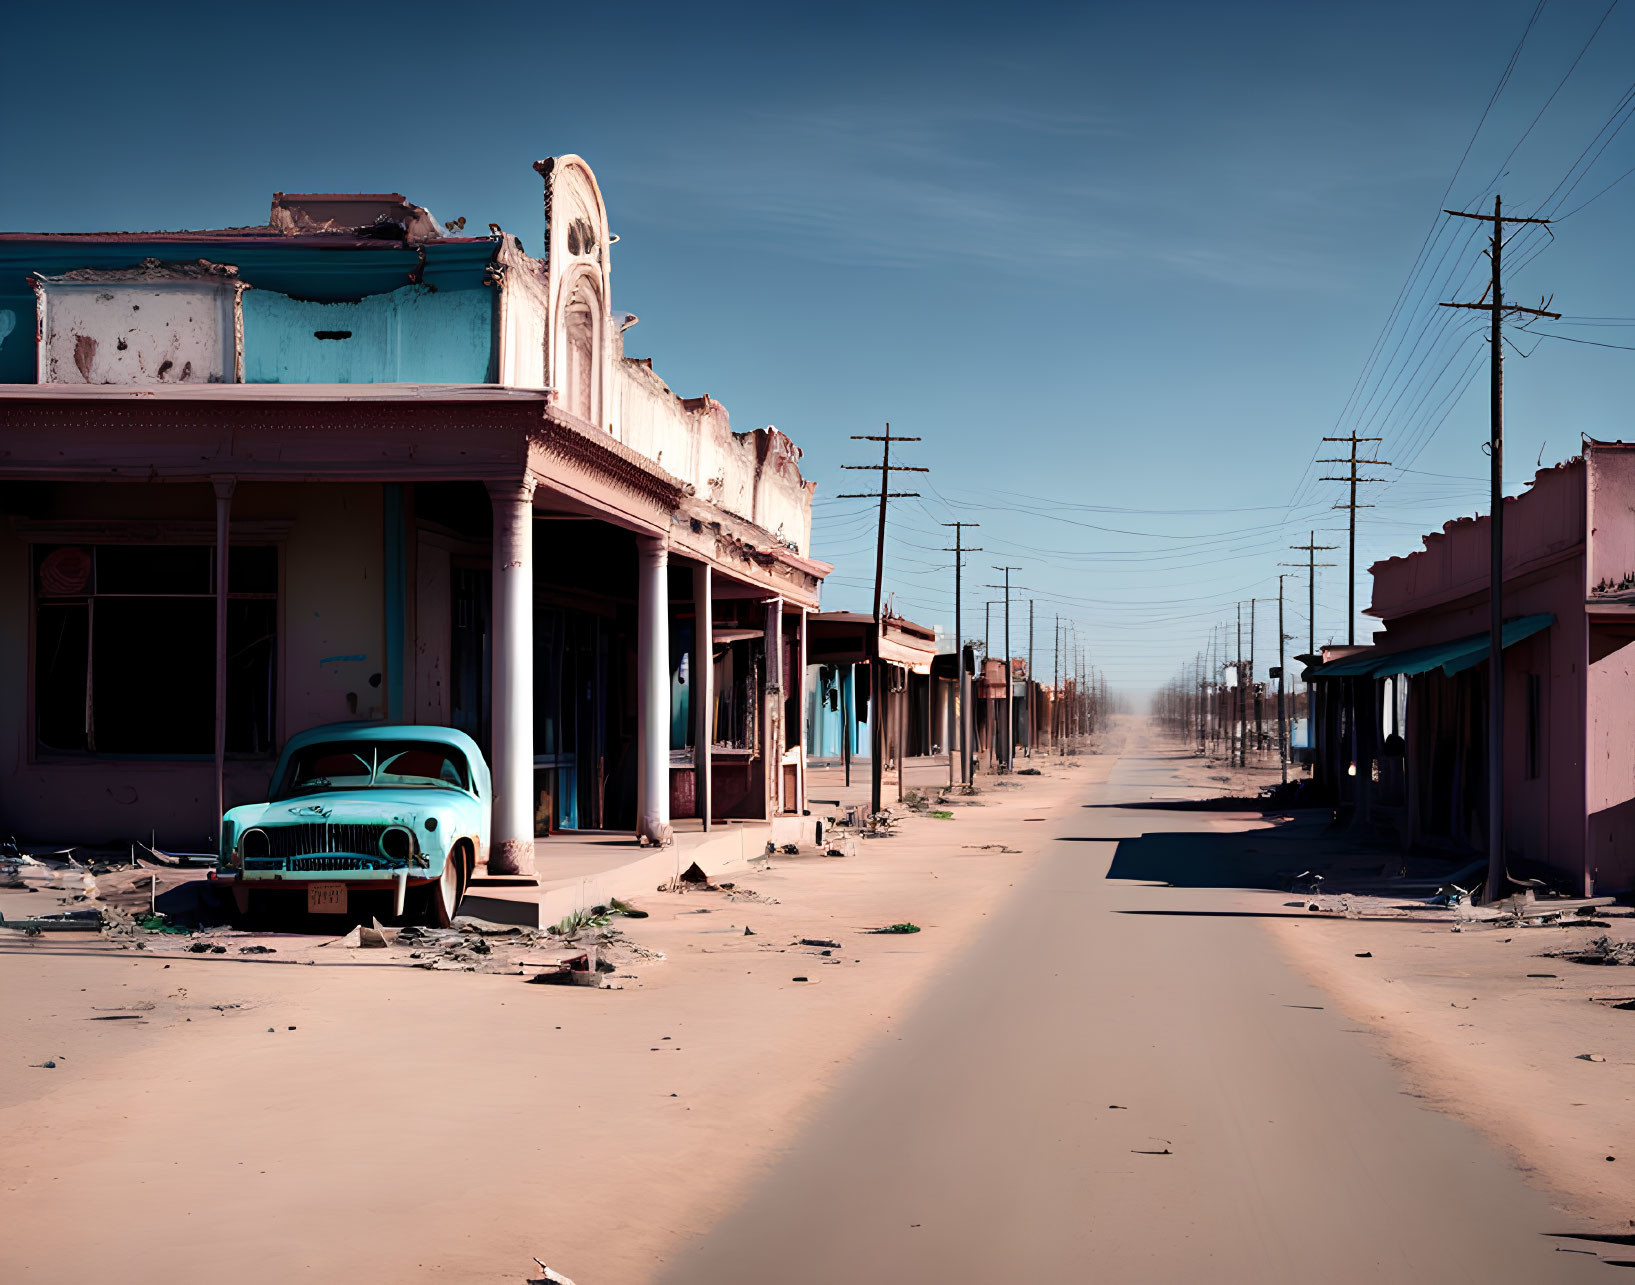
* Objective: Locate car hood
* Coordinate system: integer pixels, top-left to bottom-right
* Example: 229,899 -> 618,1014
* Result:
227,790 -> 477,828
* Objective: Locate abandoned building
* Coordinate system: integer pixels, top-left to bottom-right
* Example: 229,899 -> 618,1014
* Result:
1307,441 -> 1635,896
0,155 -> 831,874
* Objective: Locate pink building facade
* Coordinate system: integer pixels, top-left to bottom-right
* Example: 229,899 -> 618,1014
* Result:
1309,442 -> 1635,895
0,156 -> 830,874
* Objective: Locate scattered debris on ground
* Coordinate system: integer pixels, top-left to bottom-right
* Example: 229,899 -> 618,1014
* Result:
0,908 -> 103,934
1549,936 -> 1635,966
866,922 -> 921,935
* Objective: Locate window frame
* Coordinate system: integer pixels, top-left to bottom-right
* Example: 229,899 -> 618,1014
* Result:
21,521 -> 289,765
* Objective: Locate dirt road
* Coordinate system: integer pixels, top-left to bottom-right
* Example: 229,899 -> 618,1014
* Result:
660,741 -> 1605,1284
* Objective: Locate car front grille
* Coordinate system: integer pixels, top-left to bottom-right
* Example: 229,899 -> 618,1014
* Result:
267,823 -> 390,860
289,854 -> 391,872
240,823 -> 425,871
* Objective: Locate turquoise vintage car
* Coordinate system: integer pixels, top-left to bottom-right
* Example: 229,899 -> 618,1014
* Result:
219,724 -> 490,926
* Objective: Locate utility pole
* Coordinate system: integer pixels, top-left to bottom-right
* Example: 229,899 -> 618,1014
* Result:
1440,195 -> 1560,902
1235,603 -> 1245,769
1283,532 -> 1336,767
1196,649 -> 1206,752
1277,575 -> 1289,785
1026,599 -> 1035,758
941,522 -> 982,786
1250,598 -> 1259,756
1320,434 -> 1392,645
1053,616 -> 1060,754
838,424 -> 927,816
983,600 -> 1001,771
985,568 -> 1020,772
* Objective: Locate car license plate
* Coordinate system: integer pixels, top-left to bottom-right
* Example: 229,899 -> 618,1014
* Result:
307,882 -> 347,915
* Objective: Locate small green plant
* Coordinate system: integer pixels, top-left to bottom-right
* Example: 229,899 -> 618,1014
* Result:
867,922 -> 922,934
930,810 -> 954,820
550,907 -> 611,937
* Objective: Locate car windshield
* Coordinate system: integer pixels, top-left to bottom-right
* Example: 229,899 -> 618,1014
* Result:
276,740 -> 472,798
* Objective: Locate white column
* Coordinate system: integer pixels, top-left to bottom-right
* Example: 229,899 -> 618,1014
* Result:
765,598 -> 784,816
487,477 -> 536,876
691,563 -> 713,831
637,535 -> 672,845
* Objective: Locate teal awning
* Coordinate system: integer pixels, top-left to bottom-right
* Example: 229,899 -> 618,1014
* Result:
1311,613 -> 1554,680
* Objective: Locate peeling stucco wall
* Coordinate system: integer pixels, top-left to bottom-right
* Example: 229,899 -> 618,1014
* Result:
36,271 -> 243,384
612,358 -> 816,554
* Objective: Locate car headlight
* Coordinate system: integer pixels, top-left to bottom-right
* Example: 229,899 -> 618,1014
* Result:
380,826 -> 416,864
241,829 -> 270,860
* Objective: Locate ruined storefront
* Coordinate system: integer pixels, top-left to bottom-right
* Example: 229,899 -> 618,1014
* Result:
0,157 -> 830,870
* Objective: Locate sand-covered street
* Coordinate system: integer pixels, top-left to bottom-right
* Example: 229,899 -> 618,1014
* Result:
3,724 -> 1630,1283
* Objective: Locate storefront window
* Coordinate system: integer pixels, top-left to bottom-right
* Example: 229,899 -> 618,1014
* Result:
34,544 -> 278,756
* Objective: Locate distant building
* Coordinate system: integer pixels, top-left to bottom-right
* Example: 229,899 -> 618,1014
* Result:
0,156 -> 830,872
1307,441 -> 1635,895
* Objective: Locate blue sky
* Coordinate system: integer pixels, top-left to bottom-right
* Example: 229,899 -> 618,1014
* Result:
5,0 -> 1634,695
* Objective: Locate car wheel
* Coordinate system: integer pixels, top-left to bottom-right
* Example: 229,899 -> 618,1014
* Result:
426,851 -> 463,927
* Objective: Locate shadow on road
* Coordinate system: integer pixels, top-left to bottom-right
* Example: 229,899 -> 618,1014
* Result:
1093,817 -> 1319,891
1075,810 -> 1477,896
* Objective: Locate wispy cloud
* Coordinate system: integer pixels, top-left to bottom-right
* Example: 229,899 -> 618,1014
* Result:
619,94 -> 1358,289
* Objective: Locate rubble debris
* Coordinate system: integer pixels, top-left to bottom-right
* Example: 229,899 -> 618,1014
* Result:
800,938 -> 841,948
1548,936 -> 1635,966
1355,952 -> 1373,959
680,862 -> 711,885
238,945 -> 276,955
1017,767 -> 1042,776
186,941 -> 227,954
743,926 -> 756,936
862,810 -> 898,837
781,843 -> 801,856
961,844 -> 1020,854
0,908 -> 103,934
531,1257 -> 577,1285
1578,1053 -> 1607,1062
525,956 -> 602,987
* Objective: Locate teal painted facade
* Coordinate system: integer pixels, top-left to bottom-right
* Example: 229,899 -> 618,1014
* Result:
243,284 -> 493,384
0,239 -> 499,385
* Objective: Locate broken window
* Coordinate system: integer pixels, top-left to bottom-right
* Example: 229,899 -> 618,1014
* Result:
33,544 -> 277,757
710,638 -> 761,752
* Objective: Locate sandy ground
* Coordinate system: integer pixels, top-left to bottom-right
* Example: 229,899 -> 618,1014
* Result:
0,748 -> 1108,1284
4,724 -> 1629,1282
657,731 -> 1616,1283
1165,737 -> 1635,1233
